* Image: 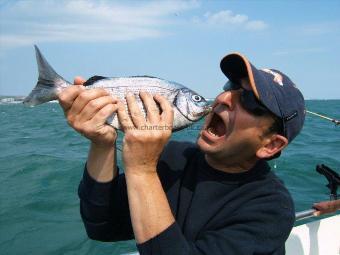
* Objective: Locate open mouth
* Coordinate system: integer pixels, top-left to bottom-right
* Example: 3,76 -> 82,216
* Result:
206,112 -> 226,138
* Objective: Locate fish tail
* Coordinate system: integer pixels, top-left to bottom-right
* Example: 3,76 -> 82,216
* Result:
23,45 -> 71,106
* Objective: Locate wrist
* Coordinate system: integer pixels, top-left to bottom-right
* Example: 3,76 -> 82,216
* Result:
91,141 -> 115,152
89,129 -> 118,149
87,142 -> 117,182
125,167 -> 158,179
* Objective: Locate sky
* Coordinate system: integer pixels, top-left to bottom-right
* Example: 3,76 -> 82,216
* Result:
0,0 -> 340,99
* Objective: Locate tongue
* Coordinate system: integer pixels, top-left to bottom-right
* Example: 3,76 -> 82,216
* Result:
214,119 -> 226,136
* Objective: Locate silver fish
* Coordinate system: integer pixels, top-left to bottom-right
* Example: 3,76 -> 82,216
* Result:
24,46 -> 210,131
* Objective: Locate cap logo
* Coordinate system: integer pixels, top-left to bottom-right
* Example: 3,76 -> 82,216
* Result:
284,111 -> 298,122
262,68 -> 283,86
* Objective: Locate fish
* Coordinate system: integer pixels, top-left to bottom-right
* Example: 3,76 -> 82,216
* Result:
24,46 -> 211,131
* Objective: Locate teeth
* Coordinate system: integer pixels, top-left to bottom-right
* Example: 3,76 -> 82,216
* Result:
208,127 -> 218,137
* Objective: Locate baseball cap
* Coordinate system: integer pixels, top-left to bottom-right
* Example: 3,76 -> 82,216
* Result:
220,53 -> 305,144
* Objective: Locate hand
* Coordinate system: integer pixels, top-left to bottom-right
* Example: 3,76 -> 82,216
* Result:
58,77 -> 119,147
118,91 -> 173,174
313,199 -> 340,216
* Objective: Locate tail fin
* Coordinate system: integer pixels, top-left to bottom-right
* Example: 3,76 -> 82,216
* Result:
23,45 -> 71,106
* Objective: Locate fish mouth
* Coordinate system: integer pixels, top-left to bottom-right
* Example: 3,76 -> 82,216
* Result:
192,106 -> 213,118
205,106 -> 213,114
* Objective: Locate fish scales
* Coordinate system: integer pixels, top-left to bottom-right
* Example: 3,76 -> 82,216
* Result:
24,46 -> 210,131
88,77 -> 183,129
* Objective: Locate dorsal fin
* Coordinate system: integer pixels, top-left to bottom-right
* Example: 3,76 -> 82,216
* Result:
129,75 -> 158,79
83,76 -> 107,86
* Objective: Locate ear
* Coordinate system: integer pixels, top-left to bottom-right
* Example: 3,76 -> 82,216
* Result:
256,134 -> 288,159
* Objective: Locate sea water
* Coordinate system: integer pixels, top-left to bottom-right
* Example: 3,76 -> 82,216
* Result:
0,100 -> 339,254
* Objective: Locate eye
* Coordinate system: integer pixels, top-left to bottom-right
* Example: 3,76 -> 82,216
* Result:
191,95 -> 202,102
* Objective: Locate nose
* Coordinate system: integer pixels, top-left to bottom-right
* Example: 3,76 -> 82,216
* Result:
215,90 -> 237,111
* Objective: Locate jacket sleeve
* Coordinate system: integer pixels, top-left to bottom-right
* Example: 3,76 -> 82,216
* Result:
78,165 -> 134,242
76,140 -> 193,243
137,190 -> 295,255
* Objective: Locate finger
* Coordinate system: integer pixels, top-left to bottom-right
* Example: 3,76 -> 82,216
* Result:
89,103 -> 119,126
58,85 -> 85,111
117,100 -> 134,131
140,91 -> 160,124
71,89 -> 109,116
126,92 -> 145,128
77,96 -> 118,122
312,202 -> 332,213
154,94 -> 174,128
313,211 -> 321,217
74,76 -> 86,85
312,203 -> 323,210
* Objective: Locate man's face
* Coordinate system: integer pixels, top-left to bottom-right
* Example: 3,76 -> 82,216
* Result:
197,86 -> 275,165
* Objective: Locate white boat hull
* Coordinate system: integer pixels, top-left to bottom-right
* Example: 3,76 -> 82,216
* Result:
122,215 -> 340,255
286,214 -> 340,255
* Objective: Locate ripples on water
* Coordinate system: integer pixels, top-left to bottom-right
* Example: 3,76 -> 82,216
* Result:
0,100 -> 339,254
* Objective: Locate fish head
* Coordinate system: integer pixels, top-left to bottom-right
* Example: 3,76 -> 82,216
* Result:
174,88 -> 210,121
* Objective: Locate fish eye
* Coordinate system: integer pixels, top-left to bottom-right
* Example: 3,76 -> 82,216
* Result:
191,95 -> 202,102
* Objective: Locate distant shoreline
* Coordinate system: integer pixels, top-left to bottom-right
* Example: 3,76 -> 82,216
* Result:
0,95 -> 26,100
0,96 -> 26,103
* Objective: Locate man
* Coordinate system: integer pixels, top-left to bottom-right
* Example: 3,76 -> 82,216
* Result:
59,53 -> 305,254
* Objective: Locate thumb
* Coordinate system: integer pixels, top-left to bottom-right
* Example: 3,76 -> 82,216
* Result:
74,76 -> 86,85
313,211 -> 321,217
